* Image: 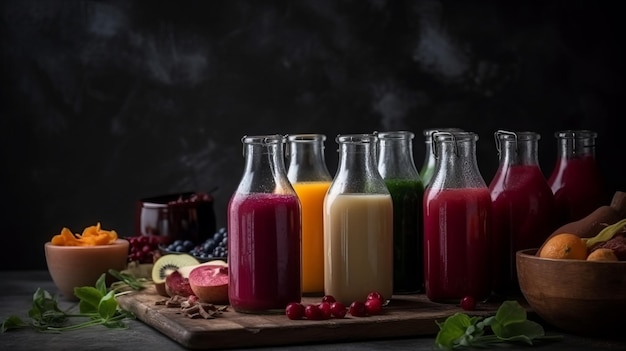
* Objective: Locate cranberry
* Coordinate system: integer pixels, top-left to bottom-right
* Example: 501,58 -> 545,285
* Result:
285,303 -> 305,320
330,302 -> 347,318
366,291 -> 384,303
460,296 -> 476,311
349,301 -> 367,317
365,298 -> 383,315
304,304 -> 324,320
318,302 -> 332,319
321,295 -> 336,304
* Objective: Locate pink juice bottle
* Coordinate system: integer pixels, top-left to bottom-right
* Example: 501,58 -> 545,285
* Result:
547,130 -> 605,226
423,131 -> 492,303
489,131 -> 557,297
228,135 -> 302,314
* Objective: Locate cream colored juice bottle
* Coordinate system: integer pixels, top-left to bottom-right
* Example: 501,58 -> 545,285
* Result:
324,193 -> 393,304
323,134 -> 393,305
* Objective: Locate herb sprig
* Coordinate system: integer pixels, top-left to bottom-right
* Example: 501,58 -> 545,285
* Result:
435,300 -> 563,349
1,270 -> 145,333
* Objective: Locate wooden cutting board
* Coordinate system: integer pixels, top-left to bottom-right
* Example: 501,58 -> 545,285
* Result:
117,287 -> 511,350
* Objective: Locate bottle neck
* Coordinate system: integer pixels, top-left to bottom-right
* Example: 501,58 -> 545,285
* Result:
496,131 -> 541,167
286,134 -> 332,182
431,132 -> 486,189
331,134 -> 388,194
555,130 -> 597,160
377,131 -> 419,179
239,135 -> 292,194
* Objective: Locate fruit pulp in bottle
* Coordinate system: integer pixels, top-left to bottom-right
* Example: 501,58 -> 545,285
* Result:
489,164 -> 557,294
548,155 -> 605,224
423,187 -> 491,302
385,178 -> 424,294
324,194 -> 393,305
228,193 -> 301,313
291,181 -> 331,295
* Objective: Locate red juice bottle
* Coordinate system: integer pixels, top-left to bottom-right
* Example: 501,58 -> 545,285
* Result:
547,130 -> 605,225
423,131 -> 492,303
228,135 -> 302,313
489,131 -> 557,297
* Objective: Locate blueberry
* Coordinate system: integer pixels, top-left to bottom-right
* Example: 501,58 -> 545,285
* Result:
213,232 -> 222,241
203,239 -> 215,251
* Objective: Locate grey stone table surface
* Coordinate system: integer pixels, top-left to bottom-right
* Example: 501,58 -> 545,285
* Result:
0,270 -> 624,351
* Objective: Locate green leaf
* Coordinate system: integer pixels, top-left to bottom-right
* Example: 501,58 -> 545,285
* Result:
493,319 -> 546,340
433,300 -> 563,350
28,288 -> 68,327
494,300 -> 527,326
95,273 -> 108,295
98,291 -> 119,320
1,316 -> 27,332
75,286 -> 104,314
435,313 -> 474,349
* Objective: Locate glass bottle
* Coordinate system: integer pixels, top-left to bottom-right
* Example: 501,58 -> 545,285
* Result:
419,127 -> 463,187
423,131 -> 491,303
489,130 -> 557,297
376,131 -> 424,294
324,134 -> 393,305
228,135 -> 302,313
547,130 -> 605,225
286,134 -> 332,296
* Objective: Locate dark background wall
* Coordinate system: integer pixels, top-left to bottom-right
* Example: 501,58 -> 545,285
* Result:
2,0 -> 624,270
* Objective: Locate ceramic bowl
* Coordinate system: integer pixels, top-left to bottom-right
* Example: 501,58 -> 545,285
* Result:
516,248 -> 626,338
44,239 -> 130,301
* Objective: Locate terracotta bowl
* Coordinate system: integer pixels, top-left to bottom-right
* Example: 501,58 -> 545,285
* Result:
44,239 -> 129,301
516,248 -> 626,338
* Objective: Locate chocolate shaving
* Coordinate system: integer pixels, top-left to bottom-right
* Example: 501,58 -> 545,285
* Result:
155,295 -> 229,319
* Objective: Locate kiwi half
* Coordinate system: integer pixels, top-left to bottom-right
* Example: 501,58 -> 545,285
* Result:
151,253 -> 200,284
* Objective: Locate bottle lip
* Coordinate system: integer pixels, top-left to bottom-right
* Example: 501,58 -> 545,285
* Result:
335,133 -> 377,144
495,130 -> 541,141
423,127 -> 464,138
241,134 -> 285,144
432,131 -> 478,142
554,130 -> 598,139
286,134 -> 327,142
374,130 -> 415,139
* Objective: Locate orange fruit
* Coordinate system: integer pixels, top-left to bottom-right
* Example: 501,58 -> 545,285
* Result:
587,248 -> 618,262
538,233 -> 588,260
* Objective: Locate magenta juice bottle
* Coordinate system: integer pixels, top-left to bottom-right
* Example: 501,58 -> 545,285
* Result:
228,192 -> 301,312
489,131 -> 557,296
228,135 -> 302,313
423,131 -> 492,303
547,130 -> 605,225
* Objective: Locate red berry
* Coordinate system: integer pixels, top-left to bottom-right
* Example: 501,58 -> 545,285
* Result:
285,303 -> 305,320
366,292 -> 384,303
321,295 -> 336,304
349,301 -> 367,317
460,296 -> 476,311
330,302 -> 347,318
365,298 -> 383,315
318,302 -> 332,319
304,304 -> 324,320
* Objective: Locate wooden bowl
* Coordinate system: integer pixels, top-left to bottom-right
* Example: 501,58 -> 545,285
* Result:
516,248 -> 626,338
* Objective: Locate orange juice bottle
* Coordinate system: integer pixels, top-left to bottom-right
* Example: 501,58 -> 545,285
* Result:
287,134 -> 332,296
